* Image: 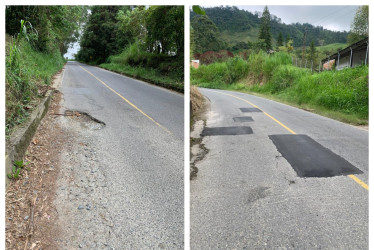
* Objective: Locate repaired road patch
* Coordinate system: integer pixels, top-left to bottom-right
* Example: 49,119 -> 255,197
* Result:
233,116 -> 254,122
202,126 -> 253,136
239,107 -> 262,113
269,134 -> 363,177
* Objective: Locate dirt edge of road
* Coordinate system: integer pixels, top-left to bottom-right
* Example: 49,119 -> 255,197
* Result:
190,95 -> 210,180
6,91 -> 66,249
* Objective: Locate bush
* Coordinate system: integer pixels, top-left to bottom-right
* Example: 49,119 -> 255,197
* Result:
225,56 -> 249,83
6,38 -> 65,135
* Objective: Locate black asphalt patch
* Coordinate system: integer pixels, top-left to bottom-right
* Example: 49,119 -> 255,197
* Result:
233,117 -> 254,122
202,126 -> 253,136
269,134 -> 362,177
239,108 -> 262,112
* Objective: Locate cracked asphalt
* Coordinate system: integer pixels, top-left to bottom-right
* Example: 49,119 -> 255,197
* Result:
191,88 -> 368,249
54,61 -> 184,249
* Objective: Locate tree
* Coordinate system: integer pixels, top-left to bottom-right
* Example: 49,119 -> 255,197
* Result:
145,6 -> 184,55
6,6 -> 87,54
348,6 -> 368,44
76,6 -> 123,64
258,6 -> 272,51
307,40 -> 317,69
276,32 -> 283,47
191,15 -> 225,53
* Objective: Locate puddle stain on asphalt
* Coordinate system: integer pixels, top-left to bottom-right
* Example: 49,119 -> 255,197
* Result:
269,134 -> 363,178
247,186 -> 271,204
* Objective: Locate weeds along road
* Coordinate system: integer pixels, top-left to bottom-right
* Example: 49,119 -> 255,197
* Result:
191,88 -> 368,249
55,61 -> 183,248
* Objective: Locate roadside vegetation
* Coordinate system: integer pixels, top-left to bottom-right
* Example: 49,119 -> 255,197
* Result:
5,6 -> 87,136
77,6 -> 184,92
191,5 -> 368,125
191,52 -> 368,124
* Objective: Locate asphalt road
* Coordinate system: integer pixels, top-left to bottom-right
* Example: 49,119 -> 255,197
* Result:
191,88 -> 368,249
55,61 -> 184,248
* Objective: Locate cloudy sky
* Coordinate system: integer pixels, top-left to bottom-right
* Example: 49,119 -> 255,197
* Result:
236,5 -> 359,32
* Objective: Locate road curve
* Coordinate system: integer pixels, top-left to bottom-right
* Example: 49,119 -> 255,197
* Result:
191,88 -> 368,249
55,61 -> 183,248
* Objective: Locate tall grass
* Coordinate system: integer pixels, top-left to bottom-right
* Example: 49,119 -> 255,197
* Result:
101,42 -> 184,92
6,37 -> 65,136
191,50 -> 368,124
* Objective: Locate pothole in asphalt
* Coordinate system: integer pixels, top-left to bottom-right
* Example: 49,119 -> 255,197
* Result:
269,134 -> 363,177
239,107 -> 262,113
233,116 -> 254,122
201,126 -> 253,136
64,110 -> 105,130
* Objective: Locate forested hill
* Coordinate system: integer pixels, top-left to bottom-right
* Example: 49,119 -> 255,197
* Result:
190,6 -> 348,48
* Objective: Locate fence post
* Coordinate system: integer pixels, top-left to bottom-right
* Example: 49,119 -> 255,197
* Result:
319,60 -> 321,72
311,61 -> 313,72
349,47 -> 353,68
365,42 -> 369,65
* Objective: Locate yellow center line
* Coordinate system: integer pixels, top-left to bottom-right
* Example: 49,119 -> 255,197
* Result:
348,175 -> 369,190
79,65 -> 172,135
210,89 -> 368,191
211,90 -> 296,134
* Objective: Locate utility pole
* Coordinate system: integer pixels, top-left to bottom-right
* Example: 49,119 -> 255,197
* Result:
302,27 -> 307,62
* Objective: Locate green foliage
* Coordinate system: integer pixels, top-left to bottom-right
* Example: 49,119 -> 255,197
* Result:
6,38 -> 65,135
190,6 -> 349,48
276,32 -> 283,47
191,57 -> 250,85
192,6 -> 206,15
101,41 -> 184,92
145,6 -> 184,55
191,51 -> 368,123
6,6 -> 87,54
348,6 -> 368,44
258,6 -> 272,51
191,15 -> 226,53
7,160 -> 29,179
77,6 -> 124,64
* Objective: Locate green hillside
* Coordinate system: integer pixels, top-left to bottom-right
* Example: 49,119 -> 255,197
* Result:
191,6 -> 349,52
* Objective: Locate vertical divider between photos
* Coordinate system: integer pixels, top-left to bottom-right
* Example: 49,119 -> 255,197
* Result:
184,5 -> 191,250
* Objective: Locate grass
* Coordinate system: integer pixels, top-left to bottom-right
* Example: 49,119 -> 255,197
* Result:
219,28 -> 259,46
99,43 -> 184,93
100,63 -> 184,93
191,51 -> 368,125
6,37 -> 65,136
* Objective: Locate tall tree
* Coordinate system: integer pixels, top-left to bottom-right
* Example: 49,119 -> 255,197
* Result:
145,6 -> 184,55
77,6 -> 123,64
307,40 -> 317,68
191,15 -> 225,53
347,6 -> 368,44
276,32 -> 283,47
286,34 -> 291,43
258,6 -> 272,51
6,6 -> 87,54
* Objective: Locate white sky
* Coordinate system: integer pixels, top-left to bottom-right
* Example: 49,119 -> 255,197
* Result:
233,5 -> 359,32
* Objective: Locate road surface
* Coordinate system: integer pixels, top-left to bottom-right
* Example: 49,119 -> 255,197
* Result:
55,61 -> 184,248
191,88 -> 368,249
